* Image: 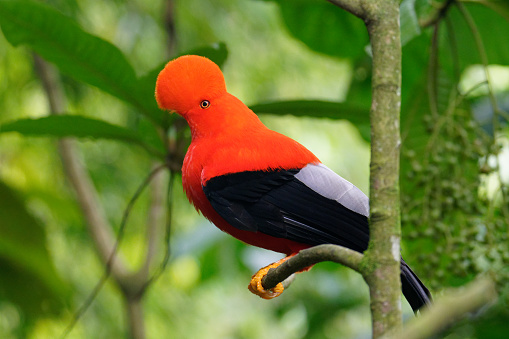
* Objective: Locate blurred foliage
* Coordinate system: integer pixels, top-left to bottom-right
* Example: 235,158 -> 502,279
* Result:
0,0 -> 508,338
0,181 -> 68,332
397,1 -> 509,290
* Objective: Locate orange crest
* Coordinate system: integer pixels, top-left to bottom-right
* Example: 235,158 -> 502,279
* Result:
155,55 -> 227,114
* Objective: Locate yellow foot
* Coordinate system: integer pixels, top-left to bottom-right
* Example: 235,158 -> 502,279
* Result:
248,257 -> 289,299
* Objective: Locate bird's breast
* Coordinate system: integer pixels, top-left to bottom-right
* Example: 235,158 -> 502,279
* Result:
181,143 -> 207,210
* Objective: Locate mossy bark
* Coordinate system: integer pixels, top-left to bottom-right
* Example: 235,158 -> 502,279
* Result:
362,1 -> 403,337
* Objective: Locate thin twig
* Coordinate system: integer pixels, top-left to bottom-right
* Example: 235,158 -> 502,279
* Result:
419,0 -> 455,28
458,0 -> 509,22
60,163 -> 167,338
326,0 -> 366,20
143,170 -> 175,288
164,0 -> 177,56
138,165 -> 167,278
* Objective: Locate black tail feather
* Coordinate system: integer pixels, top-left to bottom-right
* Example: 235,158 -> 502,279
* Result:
400,259 -> 432,312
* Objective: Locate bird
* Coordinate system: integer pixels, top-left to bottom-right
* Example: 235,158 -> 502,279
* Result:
155,55 -> 431,312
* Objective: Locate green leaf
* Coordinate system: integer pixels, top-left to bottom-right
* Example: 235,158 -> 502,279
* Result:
0,181 -> 68,318
416,1 -> 509,76
250,100 -> 369,122
0,0 -> 163,124
471,0 -> 509,22
444,3 -> 509,70
264,0 -> 368,58
250,100 -> 370,140
1,115 -> 136,140
0,115 -> 164,156
264,0 -> 429,57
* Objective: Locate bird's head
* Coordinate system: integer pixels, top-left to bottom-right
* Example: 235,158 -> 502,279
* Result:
155,55 -> 227,116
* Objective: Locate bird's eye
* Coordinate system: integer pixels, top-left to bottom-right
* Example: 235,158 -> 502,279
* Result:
200,100 -> 210,109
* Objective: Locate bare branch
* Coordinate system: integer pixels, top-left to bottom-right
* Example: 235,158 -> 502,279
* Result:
262,244 -> 364,290
33,54 -> 128,277
138,165 -> 167,278
164,0 -> 177,56
125,296 -> 146,339
419,0 -> 455,28
326,0 -> 366,20
362,1 -> 403,336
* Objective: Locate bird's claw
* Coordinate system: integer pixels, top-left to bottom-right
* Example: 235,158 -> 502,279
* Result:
248,261 -> 284,299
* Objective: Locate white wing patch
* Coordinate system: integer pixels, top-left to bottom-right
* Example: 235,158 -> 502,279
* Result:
295,163 -> 370,217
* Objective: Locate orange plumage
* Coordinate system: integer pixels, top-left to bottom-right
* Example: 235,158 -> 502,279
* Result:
156,55 -> 319,255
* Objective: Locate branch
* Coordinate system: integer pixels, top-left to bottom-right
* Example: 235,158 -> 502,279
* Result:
137,165 -> 166,278
390,278 -> 498,339
363,1 -> 403,337
326,0 -> 366,20
33,54 -> 128,278
419,0 -> 455,28
35,55 -> 171,339
164,0 -> 177,56
125,295 -> 145,339
262,244 -> 364,290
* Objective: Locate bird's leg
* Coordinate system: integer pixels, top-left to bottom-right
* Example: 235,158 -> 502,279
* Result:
248,253 -> 309,299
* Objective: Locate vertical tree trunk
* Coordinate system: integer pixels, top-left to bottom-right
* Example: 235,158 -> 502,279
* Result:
363,1 -> 403,337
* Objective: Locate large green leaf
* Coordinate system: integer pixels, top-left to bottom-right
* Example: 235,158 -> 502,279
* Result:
479,0 -> 509,21
0,0 -> 163,124
0,115 -> 165,156
414,1 -> 509,75
250,100 -> 369,122
439,3 -> 509,74
0,181 -> 68,318
262,0 -> 425,58
400,0 -> 422,46
250,100 -> 370,140
261,0 -> 368,58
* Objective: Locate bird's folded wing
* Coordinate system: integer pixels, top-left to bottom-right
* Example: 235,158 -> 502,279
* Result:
203,164 -> 370,252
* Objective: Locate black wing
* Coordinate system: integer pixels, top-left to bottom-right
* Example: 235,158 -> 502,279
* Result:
203,168 -> 370,253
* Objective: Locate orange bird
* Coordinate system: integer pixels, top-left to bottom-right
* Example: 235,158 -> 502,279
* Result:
155,55 -> 431,311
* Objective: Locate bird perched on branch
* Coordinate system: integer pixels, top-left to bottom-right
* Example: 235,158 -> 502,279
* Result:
155,55 -> 431,311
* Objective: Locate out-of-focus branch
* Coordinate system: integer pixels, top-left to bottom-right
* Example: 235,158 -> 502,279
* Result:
326,0 -> 366,20
164,0 -> 177,56
33,54 -> 128,278
34,54 -> 170,339
138,166 -> 166,278
419,0 -> 455,28
125,297 -> 145,339
390,278 -> 498,339
262,244 -> 364,290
